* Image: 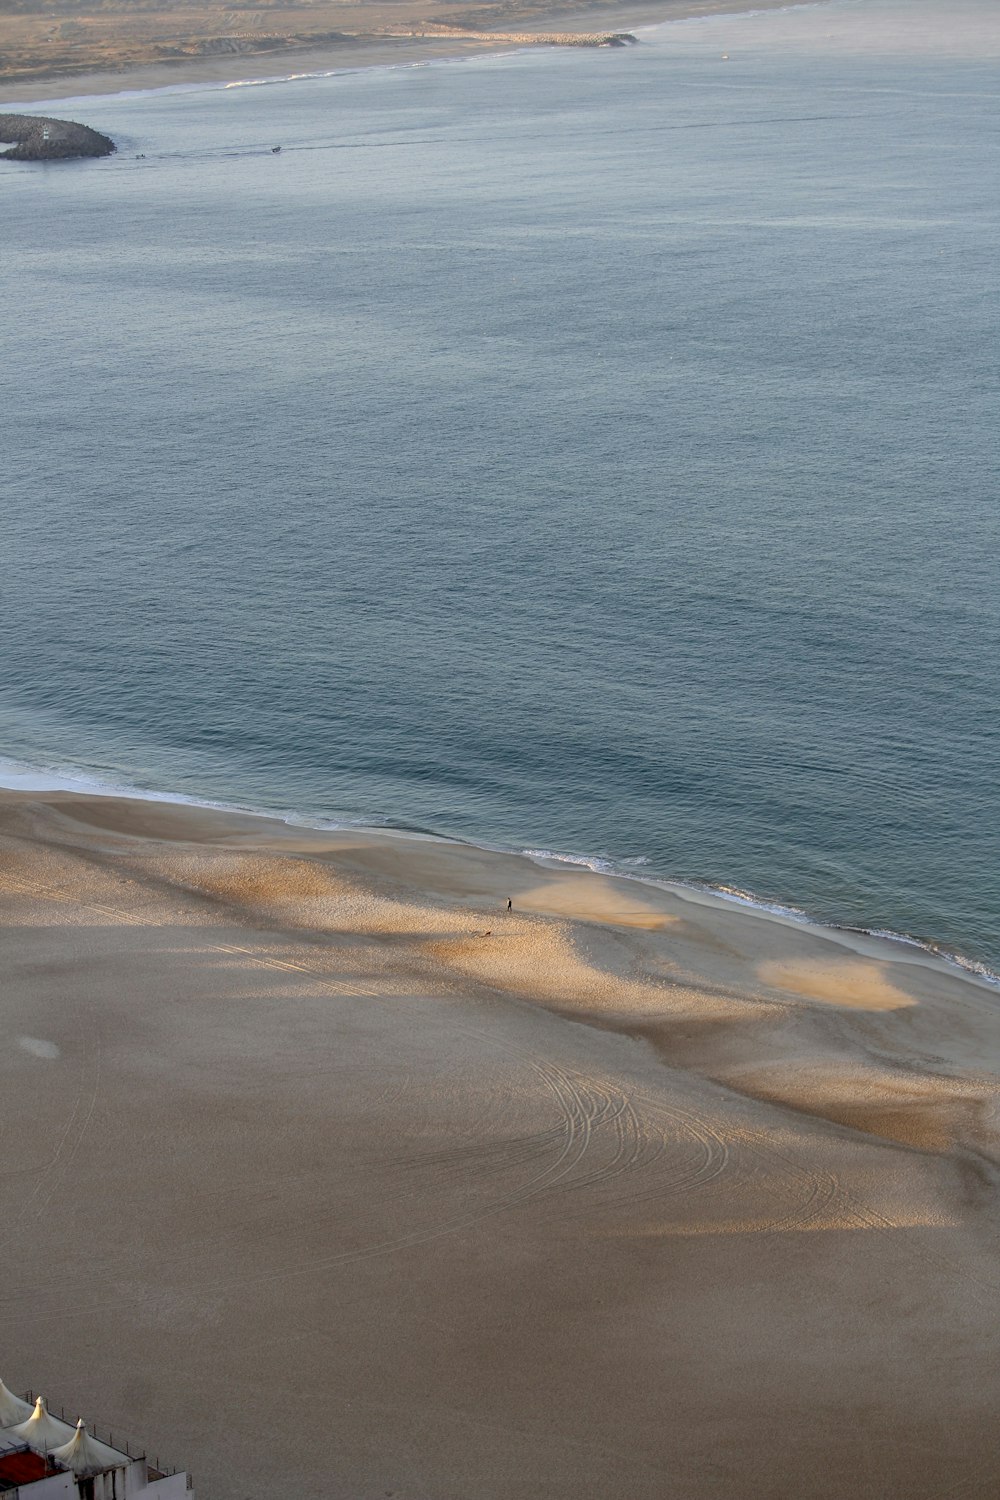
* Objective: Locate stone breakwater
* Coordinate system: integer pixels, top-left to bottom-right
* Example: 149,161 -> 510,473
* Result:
0,113 -> 115,161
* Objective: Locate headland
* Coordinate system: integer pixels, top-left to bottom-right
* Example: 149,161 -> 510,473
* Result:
0,111 -> 114,158
3,784 -> 1000,1497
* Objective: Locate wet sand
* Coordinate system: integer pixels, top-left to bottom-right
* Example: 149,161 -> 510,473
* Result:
2,786 -> 1000,1497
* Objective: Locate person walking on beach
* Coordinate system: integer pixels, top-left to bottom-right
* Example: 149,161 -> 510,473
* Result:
506,897 -> 513,912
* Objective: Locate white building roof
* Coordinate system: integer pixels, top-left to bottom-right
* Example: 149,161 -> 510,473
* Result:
51,1419 -> 129,1477
0,1377 -> 33,1428
7,1396 -> 77,1453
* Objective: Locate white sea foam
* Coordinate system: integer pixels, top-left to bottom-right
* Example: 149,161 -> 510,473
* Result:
0,33 -> 530,113
521,847 -> 620,875
0,754 -> 128,795
695,882 -> 811,923
0,754 -> 384,831
946,954 -> 1000,988
0,753 -> 299,827
517,842 -> 1000,991
279,809 -> 392,830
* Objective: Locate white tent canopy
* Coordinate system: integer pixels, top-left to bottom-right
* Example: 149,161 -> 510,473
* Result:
51,1419 -> 129,1477
0,1378 -> 32,1429
8,1396 -> 77,1453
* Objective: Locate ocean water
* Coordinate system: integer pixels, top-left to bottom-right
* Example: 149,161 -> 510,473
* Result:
2,0 -> 998,970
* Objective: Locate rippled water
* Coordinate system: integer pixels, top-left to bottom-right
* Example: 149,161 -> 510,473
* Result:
2,0 -> 998,967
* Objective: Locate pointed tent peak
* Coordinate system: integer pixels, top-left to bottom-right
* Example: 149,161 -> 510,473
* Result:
50,1420 -> 129,1477
0,1378 -> 33,1429
8,1397 -> 76,1454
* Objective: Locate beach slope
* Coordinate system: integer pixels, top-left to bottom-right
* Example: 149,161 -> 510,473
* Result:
2,788 -> 999,1498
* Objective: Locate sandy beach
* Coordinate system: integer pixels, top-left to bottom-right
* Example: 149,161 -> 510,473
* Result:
0,0 -> 797,105
3,786 -> 1000,1497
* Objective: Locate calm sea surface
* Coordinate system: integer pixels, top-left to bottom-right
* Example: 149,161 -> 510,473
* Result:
2,0 -> 998,969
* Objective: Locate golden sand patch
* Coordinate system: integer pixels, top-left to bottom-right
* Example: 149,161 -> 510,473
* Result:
515,874 -> 679,930
757,957 -> 917,1010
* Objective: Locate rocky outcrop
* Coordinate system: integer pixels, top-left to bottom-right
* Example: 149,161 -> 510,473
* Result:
0,113 -> 115,161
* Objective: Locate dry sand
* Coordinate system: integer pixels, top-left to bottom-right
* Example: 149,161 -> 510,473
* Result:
3,786 -> 1000,1497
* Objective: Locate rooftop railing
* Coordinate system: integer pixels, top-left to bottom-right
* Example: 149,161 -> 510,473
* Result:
19,1392 -> 190,1484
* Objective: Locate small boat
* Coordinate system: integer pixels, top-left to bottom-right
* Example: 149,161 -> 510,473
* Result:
271,145 -> 282,154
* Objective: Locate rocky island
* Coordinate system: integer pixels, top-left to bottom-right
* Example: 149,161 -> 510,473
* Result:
0,113 -> 115,161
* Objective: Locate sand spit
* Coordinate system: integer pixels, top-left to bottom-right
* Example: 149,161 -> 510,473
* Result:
3,787 -> 1000,1498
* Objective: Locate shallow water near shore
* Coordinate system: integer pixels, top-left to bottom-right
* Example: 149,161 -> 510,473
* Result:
2,0 -> 998,967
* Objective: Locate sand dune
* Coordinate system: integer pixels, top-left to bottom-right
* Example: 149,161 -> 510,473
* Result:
2,788 -> 1000,1498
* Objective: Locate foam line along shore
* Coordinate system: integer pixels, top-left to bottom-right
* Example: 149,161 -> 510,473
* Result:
2,766 -> 996,996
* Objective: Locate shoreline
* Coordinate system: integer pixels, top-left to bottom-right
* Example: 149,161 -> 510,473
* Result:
1,768 -> 996,996
4,776 -> 998,1035
0,0 -> 805,107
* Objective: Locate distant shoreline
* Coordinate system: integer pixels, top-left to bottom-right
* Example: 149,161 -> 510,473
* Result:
0,0 -> 799,107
